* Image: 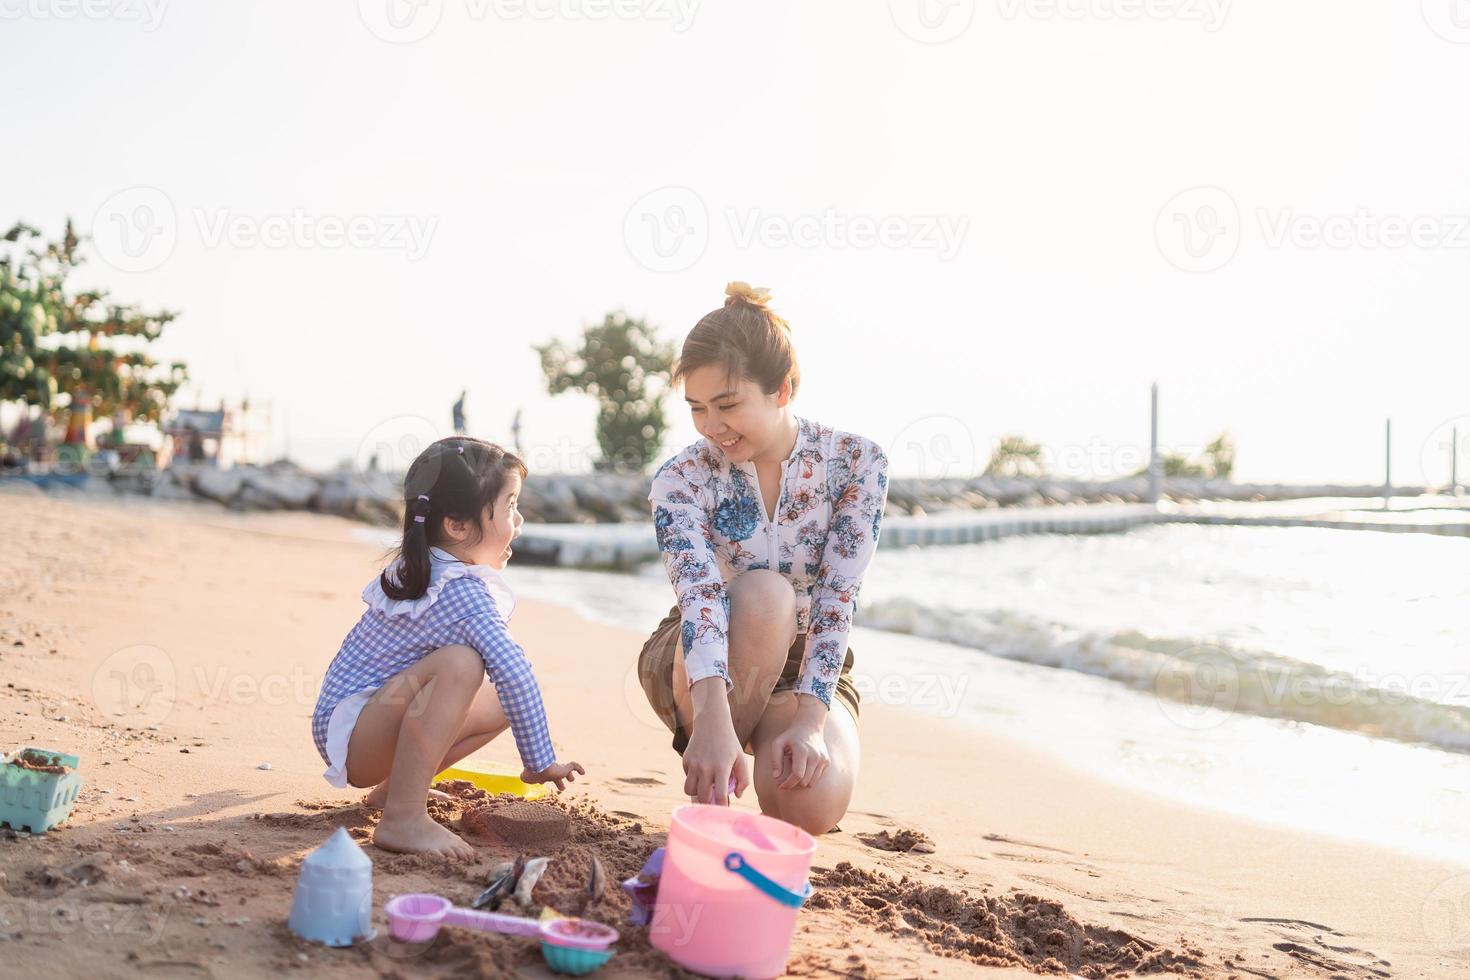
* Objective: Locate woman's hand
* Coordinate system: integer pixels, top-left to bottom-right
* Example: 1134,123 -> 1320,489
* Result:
771,698 -> 831,790
682,677 -> 750,806
521,760 -> 585,792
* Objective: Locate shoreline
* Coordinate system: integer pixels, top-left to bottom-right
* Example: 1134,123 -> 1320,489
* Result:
1,490 -> 1465,977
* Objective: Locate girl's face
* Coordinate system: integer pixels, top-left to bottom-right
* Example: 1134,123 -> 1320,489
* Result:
682,364 -> 791,465
442,474 -> 523,570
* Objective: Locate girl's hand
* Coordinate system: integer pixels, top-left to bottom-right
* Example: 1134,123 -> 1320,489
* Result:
770,720 -> 829,790
682,721 -> 749,806
522,761 -> 585,792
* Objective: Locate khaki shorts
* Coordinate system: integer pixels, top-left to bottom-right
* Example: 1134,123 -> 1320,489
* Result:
637,605 -> 862,756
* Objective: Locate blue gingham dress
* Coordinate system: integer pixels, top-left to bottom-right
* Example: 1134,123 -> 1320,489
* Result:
311,548 -> 556,776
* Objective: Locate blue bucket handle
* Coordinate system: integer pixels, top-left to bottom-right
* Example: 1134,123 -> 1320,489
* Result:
723,852 -> 813,909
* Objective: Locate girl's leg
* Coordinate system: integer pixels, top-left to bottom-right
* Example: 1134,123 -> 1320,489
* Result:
670,570 -> 797,763
344,644 -> 487,858
360,680 -> 508,808
750,694 -> 860,837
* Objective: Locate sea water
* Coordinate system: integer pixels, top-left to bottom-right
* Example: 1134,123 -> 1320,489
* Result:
503,523 -> 1470,864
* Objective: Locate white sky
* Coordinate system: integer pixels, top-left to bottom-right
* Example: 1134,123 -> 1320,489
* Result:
7,0 -> 1470,484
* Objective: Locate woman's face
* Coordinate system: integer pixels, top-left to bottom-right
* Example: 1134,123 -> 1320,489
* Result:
443,474 -> 523,569
682,364 -> 790,464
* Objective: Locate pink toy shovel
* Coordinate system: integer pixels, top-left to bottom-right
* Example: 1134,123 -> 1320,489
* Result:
384,893 -> 618,975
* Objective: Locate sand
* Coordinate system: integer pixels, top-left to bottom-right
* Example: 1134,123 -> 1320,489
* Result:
1,487 -> 1467,978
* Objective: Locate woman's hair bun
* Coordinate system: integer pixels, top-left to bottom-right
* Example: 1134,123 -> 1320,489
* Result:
724,281 -> 773,311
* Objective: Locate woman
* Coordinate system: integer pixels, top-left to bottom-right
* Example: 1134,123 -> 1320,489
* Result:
638,282 -> 889,835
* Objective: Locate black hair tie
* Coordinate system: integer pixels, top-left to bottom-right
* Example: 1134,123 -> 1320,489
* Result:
413,493 -> 431,524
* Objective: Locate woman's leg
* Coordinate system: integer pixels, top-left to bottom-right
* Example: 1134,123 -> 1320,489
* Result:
344,644 -> 489,858
750,694 -> 860,837
670,570 -> 797,772
360,680 -> 508,808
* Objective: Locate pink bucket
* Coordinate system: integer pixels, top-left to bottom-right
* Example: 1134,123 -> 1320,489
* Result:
651,805 -> 816,978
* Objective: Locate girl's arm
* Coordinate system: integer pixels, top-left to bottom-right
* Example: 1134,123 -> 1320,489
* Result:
462,599 -> 557,774
801,436 -> 890,708
650,460 -> 733,693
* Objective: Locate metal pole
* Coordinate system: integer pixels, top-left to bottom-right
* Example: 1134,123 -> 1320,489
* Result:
1383,418 -> 1392,508
1453,426 -> 1460,496
1148,382 -> 1160,504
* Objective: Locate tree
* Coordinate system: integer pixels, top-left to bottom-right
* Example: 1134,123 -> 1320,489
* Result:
0,220 -> 187,432
1201,432 -> 1235,479
1137,431 -> 1236,479
535,312 -> 675,472
985,434 -> 1047,478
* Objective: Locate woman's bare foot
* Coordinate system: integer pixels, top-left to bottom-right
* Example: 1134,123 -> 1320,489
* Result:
373,812 -> 476,860
362,782 -> 453,809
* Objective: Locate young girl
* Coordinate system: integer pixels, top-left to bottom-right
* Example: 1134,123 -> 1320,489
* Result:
639,282 -> 889,836
312,437 -> 583,859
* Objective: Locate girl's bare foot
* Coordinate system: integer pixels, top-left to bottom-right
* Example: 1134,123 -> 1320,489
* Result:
373,813 -> 476,860
362,782 -> 453,809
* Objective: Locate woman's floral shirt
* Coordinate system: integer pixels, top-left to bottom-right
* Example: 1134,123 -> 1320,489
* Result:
648,416 -> 889,709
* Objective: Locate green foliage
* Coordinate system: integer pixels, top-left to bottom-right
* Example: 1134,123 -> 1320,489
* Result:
535,312 -> 675,472
985,434 -> 1048,478
1142,432 -> 1237,479
1201,432 -> 1236,479
1,220 -> 186,424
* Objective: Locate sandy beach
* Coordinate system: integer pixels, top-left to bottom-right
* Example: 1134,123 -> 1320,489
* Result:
1,487 -> 1465,979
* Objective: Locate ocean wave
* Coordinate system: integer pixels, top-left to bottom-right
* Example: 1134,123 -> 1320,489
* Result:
857,597 -> 1470,755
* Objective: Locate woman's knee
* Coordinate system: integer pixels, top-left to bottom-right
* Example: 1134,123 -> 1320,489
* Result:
766,781 -> 852,837
729,569 -> 797,637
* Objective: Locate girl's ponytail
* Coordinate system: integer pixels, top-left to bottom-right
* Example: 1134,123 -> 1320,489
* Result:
381,493 -> 435,600
380,438 -> 528,601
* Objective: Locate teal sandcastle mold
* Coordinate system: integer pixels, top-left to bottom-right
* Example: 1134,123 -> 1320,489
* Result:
0,747 -> 83,833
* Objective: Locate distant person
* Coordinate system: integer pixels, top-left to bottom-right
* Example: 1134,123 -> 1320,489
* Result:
511,408 -> 523,457
452,390 -> 467,435
640,282 -> 888,835
310,437 -> 583,858
186,424 -> 205,463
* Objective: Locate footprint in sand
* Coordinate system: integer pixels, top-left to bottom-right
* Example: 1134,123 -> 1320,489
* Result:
614,776 -> 663,786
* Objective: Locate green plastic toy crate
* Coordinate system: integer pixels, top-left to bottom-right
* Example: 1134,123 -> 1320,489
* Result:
1,747 -> 83,833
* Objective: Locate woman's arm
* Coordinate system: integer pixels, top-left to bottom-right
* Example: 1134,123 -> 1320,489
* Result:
766,435 -> 887,790
650,459 -> 733,693
802,435 -> 890,709
650,458 -> 748,804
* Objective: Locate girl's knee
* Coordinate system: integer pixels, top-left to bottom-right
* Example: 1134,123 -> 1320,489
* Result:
425,644 -> 483,684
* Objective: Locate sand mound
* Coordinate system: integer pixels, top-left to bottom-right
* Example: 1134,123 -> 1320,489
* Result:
810,861 -> 1207,977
